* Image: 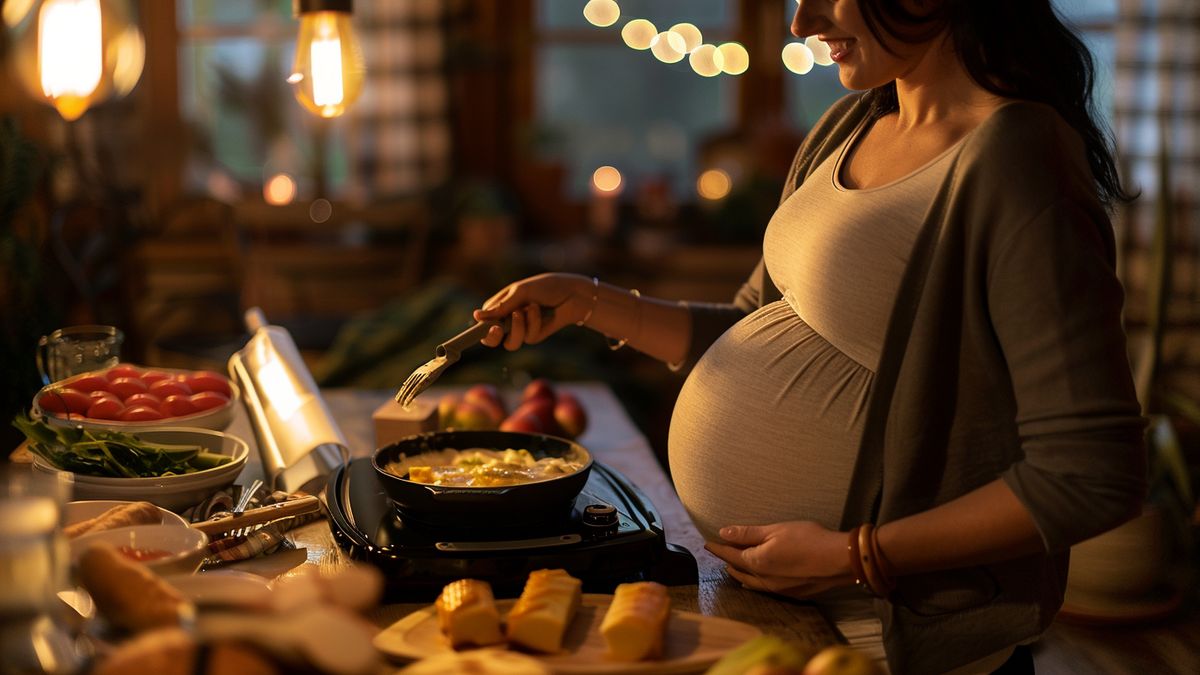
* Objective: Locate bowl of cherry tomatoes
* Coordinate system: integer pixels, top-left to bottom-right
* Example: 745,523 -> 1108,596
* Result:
32,363 -> 238,431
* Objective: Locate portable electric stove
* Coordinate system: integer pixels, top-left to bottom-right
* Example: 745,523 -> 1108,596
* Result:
324,457 -> 698,602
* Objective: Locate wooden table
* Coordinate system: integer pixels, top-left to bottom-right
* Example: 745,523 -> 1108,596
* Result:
227,383 -> 842,652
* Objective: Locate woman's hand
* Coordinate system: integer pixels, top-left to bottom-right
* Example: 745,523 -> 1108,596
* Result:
704,521 -> 856,599
473,273 -> 596,351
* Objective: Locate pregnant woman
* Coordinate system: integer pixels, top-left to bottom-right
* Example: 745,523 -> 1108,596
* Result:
472,1 -> 1145,673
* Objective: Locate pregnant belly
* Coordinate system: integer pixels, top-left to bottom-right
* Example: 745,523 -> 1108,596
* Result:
668,301 -> 871,541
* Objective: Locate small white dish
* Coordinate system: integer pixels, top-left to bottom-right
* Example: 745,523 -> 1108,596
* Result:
71,524 -> 208,576
64,500 -> 190,531
163,569 -> 273,610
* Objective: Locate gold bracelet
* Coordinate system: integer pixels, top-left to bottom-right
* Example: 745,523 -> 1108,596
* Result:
857,523 -> 890,598
606,288 -> 640,351
576,276 -> 599,327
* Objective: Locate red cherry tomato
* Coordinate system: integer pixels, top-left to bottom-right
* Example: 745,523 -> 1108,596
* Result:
120,405 -> 165,421
86,398 -> 126,420
186,371 -> 233,397
70,374 -> 111,394
139,370 -> 173,385
189,391 -> 230,411
123,393 -> 163,410
39,388 -> 91,415
108,377 -> 149,399
149,379 -> 191,398
105,364 -> 142,381
89,390 -> 121,404
161,394 -> 199,418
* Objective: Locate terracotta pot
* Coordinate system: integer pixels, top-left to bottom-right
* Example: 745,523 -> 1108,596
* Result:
1066,504 -> 1166,600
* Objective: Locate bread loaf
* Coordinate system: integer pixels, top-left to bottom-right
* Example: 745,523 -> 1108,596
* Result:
78,543 -> 191,632
504,568 -> 582,654
599,581 -> 670,661
434,578 -> 503,648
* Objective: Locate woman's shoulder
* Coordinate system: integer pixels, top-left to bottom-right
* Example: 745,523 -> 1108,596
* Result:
962,100 -> 1089,175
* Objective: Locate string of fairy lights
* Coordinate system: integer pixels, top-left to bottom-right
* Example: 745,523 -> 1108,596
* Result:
582,0 -> 835,76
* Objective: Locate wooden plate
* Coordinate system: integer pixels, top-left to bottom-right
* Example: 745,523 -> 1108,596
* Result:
374,594 -> 763,674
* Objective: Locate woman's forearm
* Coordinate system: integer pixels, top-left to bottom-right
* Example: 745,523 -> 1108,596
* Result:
875,479 -> 1046,576
580,279 -> 692,367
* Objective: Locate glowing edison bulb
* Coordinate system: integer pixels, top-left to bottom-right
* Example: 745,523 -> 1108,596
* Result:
782,42 -> 815,75
593,166 -> 622,193
717,42 -> 749,75
689,44 -> 724,77
805,35 -> 833,66
650,31 -> 686,64
582,0 -> 619,27
669,23 -> 702,53
697,169 -> 732,200
621,19 -> 657,50
9,0 -> 144,121
289,3 -> 365,119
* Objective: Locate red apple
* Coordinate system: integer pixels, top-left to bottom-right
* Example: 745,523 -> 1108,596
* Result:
522,378 -> 556,403
462,384 -> 506,425
500,411 -> 543,434
454,400 -> 497,430
553,392 -> 588,439
511,397 -> 562,436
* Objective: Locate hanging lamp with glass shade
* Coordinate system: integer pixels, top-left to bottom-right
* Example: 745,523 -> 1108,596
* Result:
6,0 -> 144,121
288,0 -> 365,119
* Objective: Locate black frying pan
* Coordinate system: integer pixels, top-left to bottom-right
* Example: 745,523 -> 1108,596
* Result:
371,430 -> 593,528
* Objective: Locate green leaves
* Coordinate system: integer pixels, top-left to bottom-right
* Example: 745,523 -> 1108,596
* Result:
12,414 -> 231,478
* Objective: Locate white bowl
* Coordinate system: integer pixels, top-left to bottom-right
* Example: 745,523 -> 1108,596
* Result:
32,365 -> 238,432
33,428 -> 249,511
71,524 -> 209,575
64,500 -> 190,530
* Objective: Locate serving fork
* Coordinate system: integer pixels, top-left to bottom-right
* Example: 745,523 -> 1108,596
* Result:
395,306 -> 556,408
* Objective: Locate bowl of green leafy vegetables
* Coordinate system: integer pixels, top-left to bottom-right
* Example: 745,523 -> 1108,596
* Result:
16,415 -> 249,511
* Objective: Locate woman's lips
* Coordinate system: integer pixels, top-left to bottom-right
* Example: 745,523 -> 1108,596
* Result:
823,39 -> 854,62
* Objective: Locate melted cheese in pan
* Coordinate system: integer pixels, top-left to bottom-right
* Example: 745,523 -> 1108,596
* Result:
387,448 -> 583,487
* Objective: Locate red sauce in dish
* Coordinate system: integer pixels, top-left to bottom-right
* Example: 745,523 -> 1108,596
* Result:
117,545 -> 172,562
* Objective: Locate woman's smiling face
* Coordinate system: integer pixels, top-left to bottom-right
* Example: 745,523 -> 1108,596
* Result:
792,0 -> 935,91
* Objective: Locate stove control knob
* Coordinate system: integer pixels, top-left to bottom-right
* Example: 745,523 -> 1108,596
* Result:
583,503 -> 619,535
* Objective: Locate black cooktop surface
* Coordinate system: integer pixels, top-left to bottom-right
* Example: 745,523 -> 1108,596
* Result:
323,458 -> 698,602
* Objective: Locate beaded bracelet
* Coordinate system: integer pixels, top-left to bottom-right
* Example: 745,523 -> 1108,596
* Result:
576,276 -> 599,327
606,288 -> 640,351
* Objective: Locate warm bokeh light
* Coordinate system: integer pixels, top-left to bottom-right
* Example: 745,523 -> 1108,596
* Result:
2,0 -> 35,27
264,173 -> 297,205
689,44 -> 724,77
592,165 -> 623,193
621,19 -> 657,50
39,0 -> 103,121
697,169 -> 732,200
717,42 -> 749,75
310,198 -> 333,223
111,25 -> 144,96
782,42 -> 814,75
582,0 -> 619,27
805,35 -> 833,66
670,23 -> 702,53
290,10 -> 365,118
650,31 -> 686,64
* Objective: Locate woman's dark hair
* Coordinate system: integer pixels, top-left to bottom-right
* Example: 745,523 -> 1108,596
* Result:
858,0 -> 1135,208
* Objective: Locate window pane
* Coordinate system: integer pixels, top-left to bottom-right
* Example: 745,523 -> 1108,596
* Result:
541,0 -> 730,30
536,44 -> 735,200
178,39 -> 349,198
178,0 -> 292,27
